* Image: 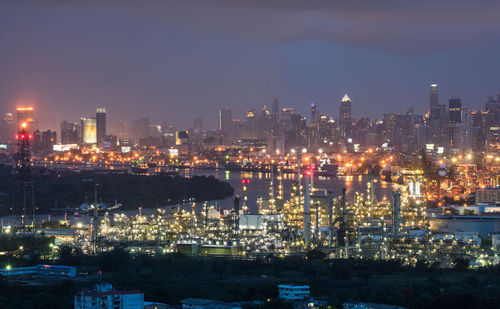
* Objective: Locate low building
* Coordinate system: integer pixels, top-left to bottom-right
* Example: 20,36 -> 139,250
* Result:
0,264 -> 76,277
74,283 -> 144,309
278,284 -> 310,300
429,216 -> 500,238
475,187 -> 500,205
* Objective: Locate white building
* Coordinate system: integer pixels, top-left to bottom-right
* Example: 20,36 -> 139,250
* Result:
475,187 -> 500,205
74,283 -> 144,309
278,284 -> 310,300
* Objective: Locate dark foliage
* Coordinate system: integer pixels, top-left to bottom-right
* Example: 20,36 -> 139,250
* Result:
0,164 -> 234,215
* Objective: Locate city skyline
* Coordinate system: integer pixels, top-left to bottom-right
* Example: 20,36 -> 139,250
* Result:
2,1 -> 500,130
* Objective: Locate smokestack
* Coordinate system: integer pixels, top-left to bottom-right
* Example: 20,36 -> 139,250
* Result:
342,188 -> 349,258
392,190 -> 401,236
303,174 -> 311,245
234,195 -> 240,240
296,154 -> 302,183
328,192 -> 333,247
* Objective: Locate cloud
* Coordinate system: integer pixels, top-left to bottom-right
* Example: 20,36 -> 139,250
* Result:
8,0 -> 500,52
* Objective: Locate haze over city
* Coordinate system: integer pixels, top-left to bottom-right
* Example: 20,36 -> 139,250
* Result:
3,2 -> 500,308
2,0 -> 500,131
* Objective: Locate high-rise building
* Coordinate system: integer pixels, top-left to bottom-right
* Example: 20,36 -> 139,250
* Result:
310,102 -> 320,126
271,98 -> 280,120
16,107 -> 35,132
96,108 -> 106,147
218,108 -> 232,132
60,121 -> 81,145
192,118 -> 203,134
0,113 -> 15,144
131,118 -> 150,142
430,84 -> 438,109
339,94 -> 352,138
81,118 -> 97,145
448,97 -> 462,123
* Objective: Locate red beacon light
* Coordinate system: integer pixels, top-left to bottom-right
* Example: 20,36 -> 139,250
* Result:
241,179 -> 250,184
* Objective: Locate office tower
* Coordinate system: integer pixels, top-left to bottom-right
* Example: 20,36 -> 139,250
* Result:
448,97 -> 462,123
485,96 -> 500,128
429,104 -> 447,145
0,113 -> 15,144
271,98 -> 280,120
245,109 -> 256,121
470,110 -> 489,151
392,191 -> 401,236
447,97 -> 463,149
131,118 -> 150,142
81,118 -> 97,145
430,84 -> 438,109
193,118 -> 203,134
60,121 -> 81,144
310,102 -> 320,126
339,94 -> 352,138
175,131 -> 189,145
41,130 -> 56,153
16,107 -> 35,132
96,108 -> 106,147
218,108 -> 232,132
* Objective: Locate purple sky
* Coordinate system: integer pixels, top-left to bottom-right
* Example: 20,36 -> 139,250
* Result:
1,0 -> 500,132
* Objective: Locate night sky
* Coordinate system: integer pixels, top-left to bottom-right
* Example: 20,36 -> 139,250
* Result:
1,0 -> 500,132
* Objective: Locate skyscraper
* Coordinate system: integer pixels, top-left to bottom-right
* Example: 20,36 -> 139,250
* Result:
339,94 -> 352,138
96,108 -> 106,147
430,84 -> 438,109
310,102 -> 320,126
218,108 -> 232,132
448,97 -> 462,123
61,121 -> 81,145
193,118 -> 203,134
81,118 -> 97,145
0,113 -> 15,144
16,107 -> 35,132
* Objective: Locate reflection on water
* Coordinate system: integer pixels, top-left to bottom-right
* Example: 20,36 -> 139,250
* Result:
184,168 -> 395,213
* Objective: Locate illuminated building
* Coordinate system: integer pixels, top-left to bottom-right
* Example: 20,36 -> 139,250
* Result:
96,108 -> 106,147
175,131 -> 189,145
448,97 -> 462,123
218,108 -> 232,132
339,94 -> 352,138
16,107 -> 35,132
81,117 -> 97,145
75,283 -> 144,309
310,102 -> 320,126
430,83 -> 438,109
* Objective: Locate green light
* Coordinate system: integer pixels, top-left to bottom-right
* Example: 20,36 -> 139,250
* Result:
6,265 -> 11,270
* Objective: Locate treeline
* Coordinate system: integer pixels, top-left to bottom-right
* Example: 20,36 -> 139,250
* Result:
1,244 -> 499,309
0,164 -> 234,215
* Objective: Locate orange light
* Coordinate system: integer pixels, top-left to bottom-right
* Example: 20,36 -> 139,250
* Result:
16,107 -> 34,111
21,122 -> 27,129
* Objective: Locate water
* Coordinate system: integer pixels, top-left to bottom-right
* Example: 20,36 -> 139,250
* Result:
0,168 -> 395,226
182,168 -> 396,212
